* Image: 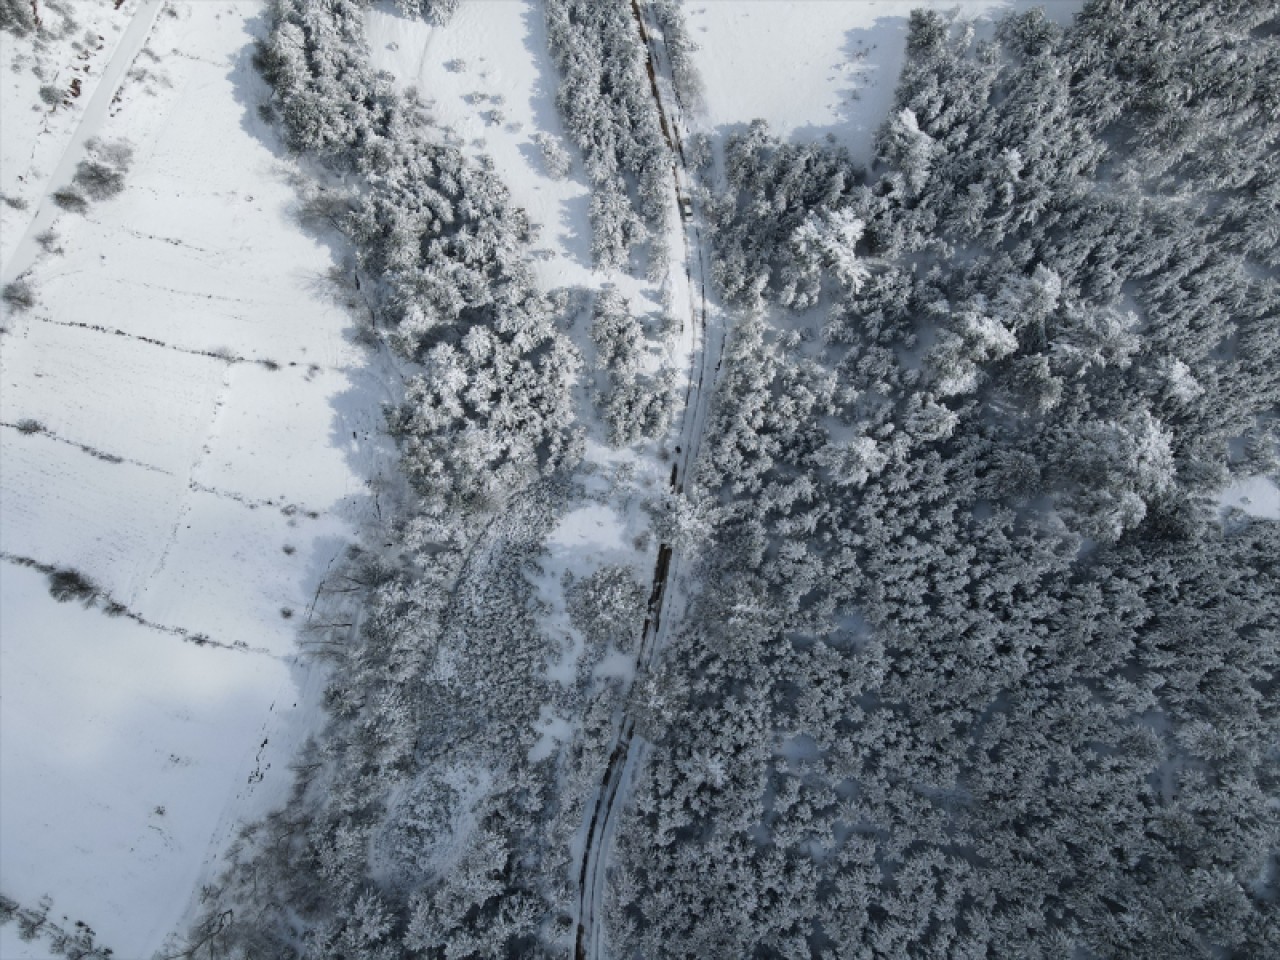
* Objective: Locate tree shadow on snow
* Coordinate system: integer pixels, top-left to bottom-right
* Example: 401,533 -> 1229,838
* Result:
785,13 -> 912,169
221,9 -> 407,655
517,0 -> 596,272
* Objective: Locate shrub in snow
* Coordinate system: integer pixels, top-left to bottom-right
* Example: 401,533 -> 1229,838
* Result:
73,160 -> 126,201
47,567 -> 98,604
51,188 -> 88,213
532,132 -> 571,180
395,0 -> 460,25
72,139 -> 133,201
88,137 -> 134,168
1,893 -> 113,960
2,279 -> 35,311
35,229 -> 60,253
0,0 -> 36,37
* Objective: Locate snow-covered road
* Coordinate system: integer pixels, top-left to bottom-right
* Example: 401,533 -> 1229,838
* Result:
573,4 -> 726,957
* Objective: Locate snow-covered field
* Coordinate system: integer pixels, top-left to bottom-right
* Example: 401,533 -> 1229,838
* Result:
684,0 -> 1083,164
1221,474 -> 1280,520
1,3 -> 394,955
0,0 -> 155,266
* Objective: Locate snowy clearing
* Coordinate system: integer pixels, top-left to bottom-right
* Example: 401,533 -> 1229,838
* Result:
367,0 -> 615,298
1220,474 -> 1280,520
685,0 -> 1083,163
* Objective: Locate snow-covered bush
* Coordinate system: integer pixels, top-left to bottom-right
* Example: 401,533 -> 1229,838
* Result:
51,188 -> 87,213
72,161 -> 124,201
531,131 -> 571,180
0,0 -> 35,36
46,567 -> 98,604
394,0 -> 460,25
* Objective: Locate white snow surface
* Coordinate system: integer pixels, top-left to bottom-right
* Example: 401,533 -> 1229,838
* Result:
1,3 -> 395,955
0,0 -> 152,266
684,0 -> 1083,165
1220,475 -> 1280,521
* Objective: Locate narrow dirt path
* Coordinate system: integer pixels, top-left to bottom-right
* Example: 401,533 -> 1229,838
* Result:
0,0 -> 164,288
574,3 -> 725,956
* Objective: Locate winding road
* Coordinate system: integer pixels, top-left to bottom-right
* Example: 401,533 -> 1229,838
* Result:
574,3 -> 725,957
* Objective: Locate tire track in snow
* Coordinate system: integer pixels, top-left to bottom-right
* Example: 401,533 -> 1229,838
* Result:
574,4 -> 725,956
0,0 -> 165,288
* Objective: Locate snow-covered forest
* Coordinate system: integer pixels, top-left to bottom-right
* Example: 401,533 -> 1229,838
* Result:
613,3 -> 1280,956
2,0 -> 1277,958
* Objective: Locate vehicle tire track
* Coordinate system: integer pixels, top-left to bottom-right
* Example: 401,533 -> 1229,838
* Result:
574,3 -> 722,956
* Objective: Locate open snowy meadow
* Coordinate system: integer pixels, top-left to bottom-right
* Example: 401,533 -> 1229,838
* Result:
2,2 -> 395,953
